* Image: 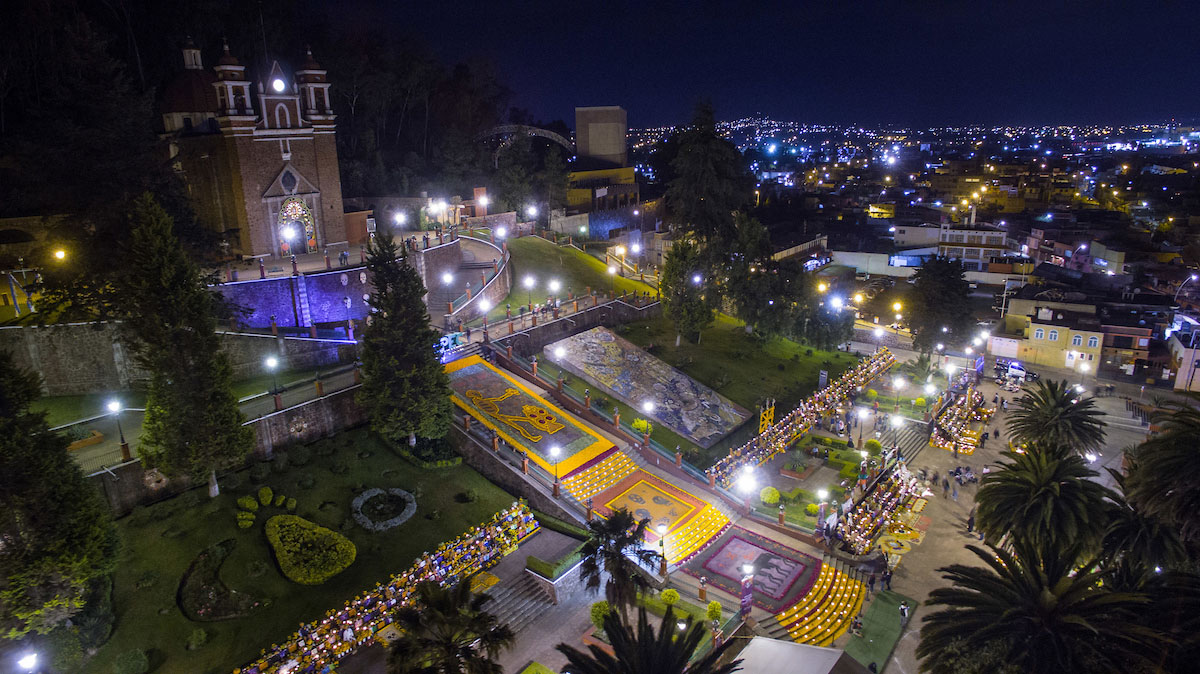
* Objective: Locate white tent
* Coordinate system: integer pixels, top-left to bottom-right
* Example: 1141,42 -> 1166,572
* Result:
733,636 -> 873,674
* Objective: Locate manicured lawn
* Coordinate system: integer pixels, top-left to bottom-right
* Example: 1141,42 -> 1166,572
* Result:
83,427 -> 515,674
843,590 -> 915,672
474,236 -> 657,326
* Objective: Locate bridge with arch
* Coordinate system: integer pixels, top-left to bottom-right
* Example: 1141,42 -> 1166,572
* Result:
476,125 -> 575,167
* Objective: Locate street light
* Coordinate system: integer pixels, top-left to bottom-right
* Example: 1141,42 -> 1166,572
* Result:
890,414 -> 903,449
831,296 -> 844,311
892,301 -> 902,312
53,249 -> 66,261
856,408 -> 868,447
18,653 -> 37,671
107,400 -> 128,461
853,293 -> 864,304
924,383 -> 936,395
495,226 -> 507,239
478,195 -> 490,208
393,211 -> 407,225
265,356 -> 281,411
442,272 -> 454,285
526,205 -> 539,218
554,346 -> 566,359
657,522 -> 669,576
523,275 -> 535,308
692,273 -> 703,286
642,401 -> 655,413
873,326 -> 884,352
1174,273 -> 1198,301
550,445 -> 561,497
607,265 -> 617,295
818,282 -> 828,293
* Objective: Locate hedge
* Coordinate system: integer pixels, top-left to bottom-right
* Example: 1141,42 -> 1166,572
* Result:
379,433 -> 463,469
637,593 -> 707,622
531,509 -> 590,539
265,515 -> 356,585
525,541 -> 586,580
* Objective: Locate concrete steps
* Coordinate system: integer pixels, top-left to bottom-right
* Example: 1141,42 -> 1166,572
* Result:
485,572 -> 553,636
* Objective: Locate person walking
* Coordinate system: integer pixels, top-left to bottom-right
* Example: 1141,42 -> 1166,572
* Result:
882,569 -> 893,591
952,485 -> 959,502
868,573 -> 877,595
967,509 -> 976,533
942,477 -> 950,498
899,601 -> 910,628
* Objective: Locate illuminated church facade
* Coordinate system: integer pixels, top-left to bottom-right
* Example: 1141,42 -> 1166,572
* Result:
160,40 -> 345,259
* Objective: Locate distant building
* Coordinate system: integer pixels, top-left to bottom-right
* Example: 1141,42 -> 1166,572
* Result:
894,221 -> 1008,271
161,39 -> 345,259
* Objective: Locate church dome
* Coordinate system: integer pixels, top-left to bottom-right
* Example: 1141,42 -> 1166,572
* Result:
162,68 -> 217,114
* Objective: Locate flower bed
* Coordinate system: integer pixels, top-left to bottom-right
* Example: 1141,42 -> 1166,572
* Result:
351,488 -> 417,532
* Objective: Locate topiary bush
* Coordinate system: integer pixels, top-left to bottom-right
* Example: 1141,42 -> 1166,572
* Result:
865,389 -> 878,400
236,511 -> 254,529
590,601 -> 611,631
265,515 -> 357,585
258,486 -> 274,507
274,494 -> 286,507
286,497 -> 297,511
186,627 -> 209,650
631,418 -> 653,435
113,649 -> 149,674
805,503 -> 820,516
249,462 -> 271,484
914,397 -> 927,408
864,439 -> 883,455
661,589 -> 680,606
289,445 -> 312,466
237,496 -> 258,512
760,486 -> 781,505
706,600 -> 723,623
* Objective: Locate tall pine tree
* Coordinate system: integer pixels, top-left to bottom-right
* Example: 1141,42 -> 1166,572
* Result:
665,102 -> 751,248
121,194 -> 250,496
0,351 -> 117,638
660,239 -> 713,346
358,230 -> 453,446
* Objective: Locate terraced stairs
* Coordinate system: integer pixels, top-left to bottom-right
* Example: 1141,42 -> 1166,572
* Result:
483,572 -> 554,636
764,555 -> 866,647
560,449 -> 641,503
663,506 -> 730,564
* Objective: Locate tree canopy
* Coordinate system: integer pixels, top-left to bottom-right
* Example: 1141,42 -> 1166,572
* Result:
906,256 -> 973,354
0,351 -> 117,638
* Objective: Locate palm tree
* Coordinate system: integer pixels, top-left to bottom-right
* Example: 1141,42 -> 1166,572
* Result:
556,606 -> 742,674
1124,393 -> 1200,544
579,507 -> 660,621
975,444 -> 1114,560
917,543 -> 1160,674
387,581 -> 514,674
1007,379 -> 1106,453
1098,474 -> 1186,574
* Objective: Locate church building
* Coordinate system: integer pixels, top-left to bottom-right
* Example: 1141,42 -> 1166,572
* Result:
160,39 -> 345,259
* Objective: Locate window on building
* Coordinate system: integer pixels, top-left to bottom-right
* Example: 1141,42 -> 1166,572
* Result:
1048,329 -> 1059,341
1088,336 -> 1099,348
1072,335 -> 1082,346
1034,328 -> 1045,340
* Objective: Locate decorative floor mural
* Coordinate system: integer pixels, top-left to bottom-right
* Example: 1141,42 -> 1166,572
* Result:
545,327 -> 749,447
590,470 -> 708,542
446,355 -> 612,475
680,526 -> 821,612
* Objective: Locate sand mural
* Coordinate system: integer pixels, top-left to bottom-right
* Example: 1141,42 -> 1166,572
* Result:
545,327 -> 748,447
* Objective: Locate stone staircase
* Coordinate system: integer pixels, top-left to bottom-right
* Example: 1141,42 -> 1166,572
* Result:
895,424 -> 928,463
764,555 -> 866,646
484,572 -> 553,636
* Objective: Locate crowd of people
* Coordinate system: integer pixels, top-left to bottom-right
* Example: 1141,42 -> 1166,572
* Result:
707,348 -> 897,488
831,464 -> 922,555
236,503 -> 540,674
929,386 -> 995,457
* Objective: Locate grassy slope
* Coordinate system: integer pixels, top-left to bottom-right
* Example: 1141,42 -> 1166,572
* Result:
475,236 -> 656,326
84,427 -> 514,674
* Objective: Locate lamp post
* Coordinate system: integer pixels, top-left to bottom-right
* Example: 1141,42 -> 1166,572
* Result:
873,326 -> 884,353
523,275 -> 535,312
892,376 -> 906,414
607,265 -> 617,296
18,652 -> 37,673
107,400 -> 129,461
1079,362 -> 1090,389
550,445 -> 561,498
657,523 -> 669,576
739,563 -> 755,618
266,356 -> 282,411
890,414 -> 903,451
1174,273 -> 1198,301
549,279 -> 561,309
856,408 -> 868,447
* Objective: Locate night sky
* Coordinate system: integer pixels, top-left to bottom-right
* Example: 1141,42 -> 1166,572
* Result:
344,0 -> 1199,129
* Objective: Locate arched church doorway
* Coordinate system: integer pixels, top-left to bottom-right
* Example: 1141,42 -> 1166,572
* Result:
278,197 -> 317,254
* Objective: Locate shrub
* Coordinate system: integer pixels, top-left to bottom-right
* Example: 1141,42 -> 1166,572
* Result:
463,488 -> 478,503
865,389 -> 878,400
237,496 -> 258,512
258,486 -> 274,507
271,452 -> 289,473
48,628 -> 84,671
236,512 -> 254,529
706,600 -> 723,623
265,515 -> 357,585
805,503 -> 820,516
286,497 -> 297,511
274,494 -> 286,508
914,397 -> 927,408
864,439 -> 883,455
661,589 -> 680,606
113,649 -> 149,674
631,418 -> 653,435
249,462 -> 271,484
186,627 -> 209,650
760,486 -> 781,505
590,601 -> 611,631
289,445 -> 312,466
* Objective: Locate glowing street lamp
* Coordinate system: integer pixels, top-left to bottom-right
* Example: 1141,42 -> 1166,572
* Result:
266,356 -> 282,411
831,296 -> 844,311
526,205 -> 539,219
642,401 -> 655,413
442,272 -> 454,285
107,400 -> 129,461
393,211 -> 407,225
692,273 -> 703,286
523,275 -> 536,309
892,301 -> 902,312
607,265 -> 618,295
53,249 -> 66,261
853,293 -> 864,304
1174,273 -> 1198,301
477,195 -> 490,208
495,226 -> 507,239
18,653 -> 37,671
818,282 -> 828,293
856,407 -> 868,446
554,346 -> 566,359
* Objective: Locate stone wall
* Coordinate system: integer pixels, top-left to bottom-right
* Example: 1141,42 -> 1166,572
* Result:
90,385 -> 366,516
491,299 -> 662,358
216,265 -> 374,329
462,211 -> 517,230
0,322 -> 354,395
